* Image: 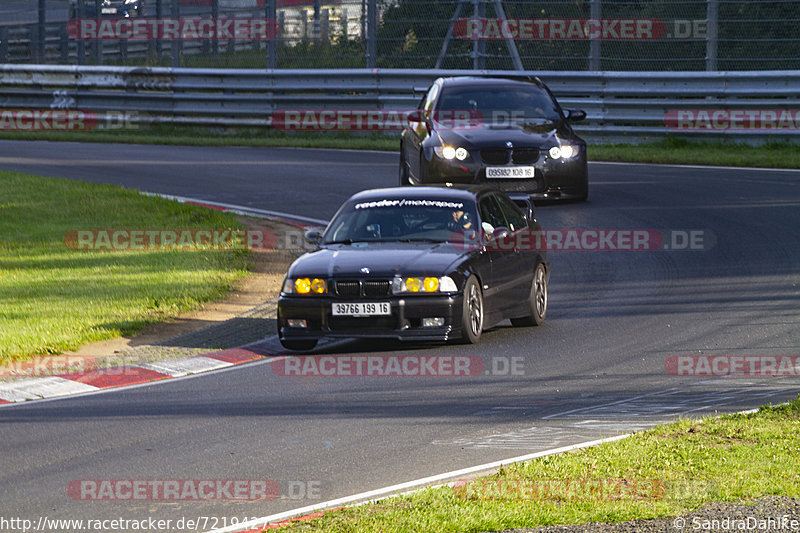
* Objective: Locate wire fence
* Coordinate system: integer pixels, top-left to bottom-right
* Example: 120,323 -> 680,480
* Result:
1,0 -> 799,70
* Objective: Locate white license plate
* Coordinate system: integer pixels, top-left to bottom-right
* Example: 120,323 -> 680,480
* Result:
332,302 -> 391,317
486,166 -> 535,178
101,7 -> 117,13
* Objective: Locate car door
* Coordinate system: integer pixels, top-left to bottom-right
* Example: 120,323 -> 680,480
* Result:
405,84 -> 439,182
494,193 -> 538,313
477,193 -> 519,320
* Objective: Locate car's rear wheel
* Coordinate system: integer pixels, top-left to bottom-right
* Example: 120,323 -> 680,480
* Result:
460,276 -> 483,343
279,338 -> 318,351
511,263 -> 547,327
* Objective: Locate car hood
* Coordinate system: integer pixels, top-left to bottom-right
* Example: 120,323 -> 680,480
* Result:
437,121 -> 569,147
288,242 -> 465,279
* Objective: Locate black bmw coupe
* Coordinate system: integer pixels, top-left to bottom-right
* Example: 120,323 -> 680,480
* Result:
400,76 -> 588,201
277,186 -> 550,351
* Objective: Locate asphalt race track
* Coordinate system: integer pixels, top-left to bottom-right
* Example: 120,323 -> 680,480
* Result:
1,140 -> 799,529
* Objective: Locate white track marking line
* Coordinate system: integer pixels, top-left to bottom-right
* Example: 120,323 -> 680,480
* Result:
205,434 -> 632,533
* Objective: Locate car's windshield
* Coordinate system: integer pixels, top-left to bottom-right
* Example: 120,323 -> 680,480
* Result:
323,198 -> 479,244
435,85 -> 561,123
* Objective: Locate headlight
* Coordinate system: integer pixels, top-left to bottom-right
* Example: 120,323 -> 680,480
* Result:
434,146 -> 469,161
393,276 -> 458,294
549,144 -> 578,160
283,277 -> 327,294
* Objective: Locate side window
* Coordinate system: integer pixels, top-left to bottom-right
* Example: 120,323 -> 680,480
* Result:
494,195 -> 528,231
478,195 -> 508,230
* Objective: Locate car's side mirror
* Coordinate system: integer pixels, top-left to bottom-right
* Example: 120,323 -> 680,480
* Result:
304,230 -> 323,246
493,227 -> 511,241
407,109 -> 432,133
406,110 -> 424,123
566,109 -> 587,122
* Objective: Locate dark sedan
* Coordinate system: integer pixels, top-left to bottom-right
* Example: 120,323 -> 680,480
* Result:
400,76 -> 588,201
277,186 -> 550,351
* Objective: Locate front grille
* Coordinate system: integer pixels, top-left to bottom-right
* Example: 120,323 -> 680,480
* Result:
480,148 -> 510,165
333,279 -> 392,298
364,280 -> 391,297
334,280 -> 361,297
512,148 -> 540,164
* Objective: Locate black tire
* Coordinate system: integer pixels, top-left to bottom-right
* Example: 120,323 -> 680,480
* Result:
460,276 -> 484,344
279,338 -> 318,351
511,263 -> 547,327
399,151 -> 410,186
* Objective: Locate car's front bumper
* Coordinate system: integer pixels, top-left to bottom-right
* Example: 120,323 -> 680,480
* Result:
278,293 -> 464,342
421,150 -> 587,197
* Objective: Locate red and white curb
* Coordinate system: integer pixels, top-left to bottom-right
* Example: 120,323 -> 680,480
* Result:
0,193 -> 319,407
0,345 -> 274,405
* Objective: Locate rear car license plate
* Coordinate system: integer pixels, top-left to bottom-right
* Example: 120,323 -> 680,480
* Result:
486,166 -> 535,178
332,302 -> 391,317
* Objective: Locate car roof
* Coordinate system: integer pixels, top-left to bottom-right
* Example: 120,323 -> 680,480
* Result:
347,186 -> 497,203
438,75 -> 546,89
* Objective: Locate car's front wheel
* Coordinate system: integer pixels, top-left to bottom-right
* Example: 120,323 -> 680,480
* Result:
460,276 -> 483,343
511,263 -> 547,327
399,151 -> 410,186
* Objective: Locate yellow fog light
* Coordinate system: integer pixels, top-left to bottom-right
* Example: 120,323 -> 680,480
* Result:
406,277 -> 421,292
295,278 -> 311,294
310,278 -> 326,294
423,277 -> 439,292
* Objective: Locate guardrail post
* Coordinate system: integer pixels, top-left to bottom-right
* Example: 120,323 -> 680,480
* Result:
30,24 -> 40,63
76,0 -> 85,64
706,0 -> 718,71
366,0 -> 377,68
0,27 -> 8,64
321,9 -> 329,42
92,0 -> 102,63
60,25 -> 69,63
155,0 -> 163,61
313,0 -> 321,40
211,0 -> 218,56
589,0 -> 601,70
265,0 -> 277,68
170,0 -> 181,68
38,0 -> 46,63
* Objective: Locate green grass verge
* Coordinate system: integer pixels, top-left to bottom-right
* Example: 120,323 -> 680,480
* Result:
0,171 -> 251,361
270,399 -> 800,532
1,127 -> 798,168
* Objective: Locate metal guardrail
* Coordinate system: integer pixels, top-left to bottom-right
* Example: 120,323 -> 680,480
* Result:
1,65 -> 800,141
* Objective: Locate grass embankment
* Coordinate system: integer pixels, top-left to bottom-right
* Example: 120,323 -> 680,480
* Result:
0,171 -> 250,361
269,399 -> 800,532
2,127 -> 800,168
